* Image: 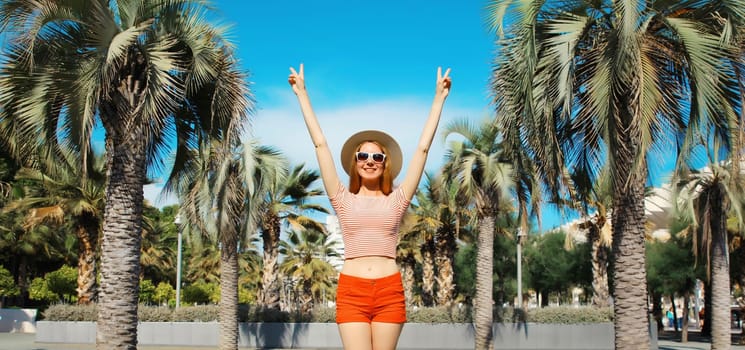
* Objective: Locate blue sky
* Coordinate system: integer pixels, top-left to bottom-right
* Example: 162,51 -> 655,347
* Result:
149,1 -> 508,216
142,1 -> 678,230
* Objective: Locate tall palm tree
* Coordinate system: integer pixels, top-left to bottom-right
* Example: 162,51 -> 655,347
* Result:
488,1 -> 742,348
564,168 -> 614,308
176,141 -> 284,350
442,117 -> 514,350
673,151 -> 745,350
431,172 -> 472,307
0,1 -> 251,348
256,164 -> 328,310
409,175 -> 441,307
9,150 -> 106,304
279,228 -> 340,313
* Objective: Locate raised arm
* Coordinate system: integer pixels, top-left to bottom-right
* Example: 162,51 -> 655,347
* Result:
288,64 -> 342,198
399,67 -> 451,200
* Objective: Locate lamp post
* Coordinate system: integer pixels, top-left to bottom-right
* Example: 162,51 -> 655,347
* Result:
174,212 -> 183,309
516,228 -> 525,309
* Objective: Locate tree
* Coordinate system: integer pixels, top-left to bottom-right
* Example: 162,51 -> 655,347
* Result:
0,1 -> 252,348
442,117 -> 514,350
9,150 -> 106,304
256,164 -> 328,310
279,229 -> 340,313
673,155 -> 745,349
396,211 -> 424,306
489,1 -> 742,348
525,231 -> 589,306
406,175 -> 440,306
646,233 -> 701,341
176,141 -> 283,350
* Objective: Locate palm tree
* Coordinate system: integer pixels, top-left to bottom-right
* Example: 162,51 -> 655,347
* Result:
397,211 -> 424,307
408,175 -> 441,307
176,141 -> 284,350
488,1 -> 742,348
442,117 -> 514,350
564,169 -> 614,308
673,152 -> 745,350
140,209 -> 177,283
431,172 -> 472,307
256,164 -> 328,310
0,1 -> 251,347
9,150 -> 106,304
279,228 -> 340,313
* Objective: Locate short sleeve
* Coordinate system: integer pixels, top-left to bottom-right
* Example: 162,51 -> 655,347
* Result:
328,182 -> 348,212
392,186 -> 410,211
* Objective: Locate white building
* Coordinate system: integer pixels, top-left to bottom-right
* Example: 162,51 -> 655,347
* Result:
325,215 -> 345,270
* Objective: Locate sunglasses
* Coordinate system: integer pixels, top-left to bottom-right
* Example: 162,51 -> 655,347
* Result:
355,152 -> 386,163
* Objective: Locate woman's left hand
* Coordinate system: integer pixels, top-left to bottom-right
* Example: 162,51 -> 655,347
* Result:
436,67 -> 452,98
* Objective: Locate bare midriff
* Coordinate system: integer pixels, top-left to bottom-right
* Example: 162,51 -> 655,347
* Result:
341,256 -> 399,279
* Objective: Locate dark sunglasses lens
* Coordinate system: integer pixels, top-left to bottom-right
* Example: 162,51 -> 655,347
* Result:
356,152 -> 369,161
372,153 -> 385,163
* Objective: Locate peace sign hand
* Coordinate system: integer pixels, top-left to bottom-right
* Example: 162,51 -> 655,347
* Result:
288,63 -> 306,96
436,67 -> 452,99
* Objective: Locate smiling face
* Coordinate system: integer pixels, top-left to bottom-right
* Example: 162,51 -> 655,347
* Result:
355,141 -> 385,181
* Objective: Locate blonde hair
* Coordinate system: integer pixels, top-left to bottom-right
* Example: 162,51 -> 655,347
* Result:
348,141 -> 393,195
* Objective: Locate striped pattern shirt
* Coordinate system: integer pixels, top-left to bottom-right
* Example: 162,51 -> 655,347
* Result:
329,183 -> 410,259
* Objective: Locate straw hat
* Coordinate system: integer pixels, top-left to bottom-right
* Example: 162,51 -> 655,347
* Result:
340,130 -> 403,179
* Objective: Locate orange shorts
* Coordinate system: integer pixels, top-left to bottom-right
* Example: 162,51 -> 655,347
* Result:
335,272 -> 406,324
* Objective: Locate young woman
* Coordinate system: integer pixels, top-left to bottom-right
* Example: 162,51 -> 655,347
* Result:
289,63 -> 451,350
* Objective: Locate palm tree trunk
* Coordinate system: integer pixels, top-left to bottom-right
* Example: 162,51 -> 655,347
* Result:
421,238 -> 435,307
682,291 -> 690,342
400,256 -> 416,307
710,189 -> 731,350
97,121 -> 147,350
589,224 -> 610,307
219,237 -> 239,350
260,215 -> 281,310
76,220 -> 98,304
702,280 -> 712,336
436,226 -> 456,307
474,215 -> 494,350
611,174 -> 651,350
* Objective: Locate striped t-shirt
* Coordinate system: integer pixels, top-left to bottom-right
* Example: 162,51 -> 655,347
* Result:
329,183 -> 411,259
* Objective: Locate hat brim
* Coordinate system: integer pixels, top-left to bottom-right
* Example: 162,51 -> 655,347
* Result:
340,130 -> 402,179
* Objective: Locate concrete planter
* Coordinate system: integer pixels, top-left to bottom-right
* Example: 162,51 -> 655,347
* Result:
35,321 -> 619,349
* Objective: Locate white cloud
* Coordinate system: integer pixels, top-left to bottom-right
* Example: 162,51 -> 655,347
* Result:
143,94 -> 488,208
248,92 -> 488,184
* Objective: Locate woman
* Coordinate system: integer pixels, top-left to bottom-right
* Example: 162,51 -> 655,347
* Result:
289,63 -> 451,350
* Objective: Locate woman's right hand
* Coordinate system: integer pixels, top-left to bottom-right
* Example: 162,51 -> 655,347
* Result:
288,64 -> 306,95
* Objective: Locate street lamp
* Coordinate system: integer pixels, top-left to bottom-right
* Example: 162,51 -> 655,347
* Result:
516,228 -> 525,309
174,211 -> 184,309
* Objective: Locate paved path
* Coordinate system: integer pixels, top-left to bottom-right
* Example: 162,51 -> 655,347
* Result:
2,331 -> 745,350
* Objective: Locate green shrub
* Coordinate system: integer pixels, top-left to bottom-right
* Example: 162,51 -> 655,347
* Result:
42,303 -> 97,321
172,304 -> 219,322
0,265 -> 19,298
309,305 -> 336,323
139,279 -> 156,304
39,303 -> 614,324
182,282 -> 218,305
528,306 -> 613,324
407,305 -> 471,323
139,305 -> 173,322
30,266 -> 78,303
153,282 -> 175,306
28,277 -> 58,303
